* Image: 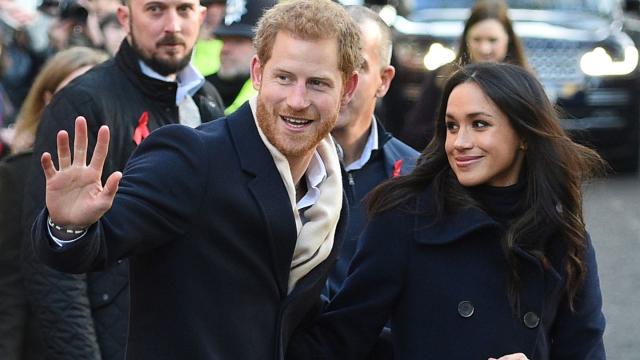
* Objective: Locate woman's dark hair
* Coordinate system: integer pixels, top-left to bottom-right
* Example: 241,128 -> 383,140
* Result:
367,62 -> 605,310
455,0 -> 528,68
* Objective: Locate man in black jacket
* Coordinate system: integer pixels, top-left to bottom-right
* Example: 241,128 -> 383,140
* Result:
31,0 -> 360,358
22,1 -> 224,359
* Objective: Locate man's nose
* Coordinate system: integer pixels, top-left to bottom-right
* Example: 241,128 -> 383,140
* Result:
164,9 -> 182,33
287,82 -> 310,110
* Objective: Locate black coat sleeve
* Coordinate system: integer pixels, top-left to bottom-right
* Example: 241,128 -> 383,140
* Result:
31,123 -> 209,273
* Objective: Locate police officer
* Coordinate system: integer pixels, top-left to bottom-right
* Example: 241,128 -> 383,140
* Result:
206,0 -> 276,114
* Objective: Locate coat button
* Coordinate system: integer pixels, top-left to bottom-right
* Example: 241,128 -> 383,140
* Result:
457,301 -> 474,318
102,293 -> 110,301
523,311 -> 540,328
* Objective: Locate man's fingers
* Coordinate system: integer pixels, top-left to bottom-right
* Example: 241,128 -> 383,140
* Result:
89,125 -> 110,172
103,171 -> 122,199
73,116 -> 89,166
41,152 -> 57,179
56,130 -> 71,169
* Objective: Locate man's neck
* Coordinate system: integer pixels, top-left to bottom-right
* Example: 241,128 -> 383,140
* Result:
288,151 -> 316,191
333,116 -> 373,166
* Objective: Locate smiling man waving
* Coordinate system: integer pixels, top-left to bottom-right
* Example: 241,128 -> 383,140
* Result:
30,0 -> 361,359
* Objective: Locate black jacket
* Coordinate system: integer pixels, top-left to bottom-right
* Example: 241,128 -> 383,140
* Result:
22,40 -> 224,360
0,152 -> 45,360
32,103 -> 346,359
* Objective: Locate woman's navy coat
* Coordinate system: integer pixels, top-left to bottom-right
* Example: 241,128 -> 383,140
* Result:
288,186 -> 606,359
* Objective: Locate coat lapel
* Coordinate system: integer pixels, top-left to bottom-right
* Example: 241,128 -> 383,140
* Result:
227,104 -> 297,296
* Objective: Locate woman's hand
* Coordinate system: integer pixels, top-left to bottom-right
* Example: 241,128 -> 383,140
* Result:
489,353 -> 529,360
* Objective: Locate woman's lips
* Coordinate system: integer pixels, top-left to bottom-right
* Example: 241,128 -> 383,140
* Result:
454,155 -> 483,168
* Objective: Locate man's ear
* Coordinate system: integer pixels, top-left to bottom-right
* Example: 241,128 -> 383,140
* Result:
376,65 -> 396,98
340,71 -> 359,106
250,55 -> 263,91
116,5 -> 130,36
197,4 -> 206,27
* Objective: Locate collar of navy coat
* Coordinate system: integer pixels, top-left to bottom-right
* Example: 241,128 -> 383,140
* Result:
412,185 -> 564,303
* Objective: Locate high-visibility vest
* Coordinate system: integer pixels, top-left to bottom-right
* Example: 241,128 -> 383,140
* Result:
193,39 -> 223,77
224,78 -> 256,115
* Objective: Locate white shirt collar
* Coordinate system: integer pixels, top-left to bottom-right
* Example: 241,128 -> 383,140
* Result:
341,117 -> 379,171
138,60 -> 205,106
297,151 -> 327,210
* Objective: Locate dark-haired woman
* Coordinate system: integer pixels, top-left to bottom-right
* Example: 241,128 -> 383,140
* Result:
400,0 -> 529,151
288,62 -> 606,359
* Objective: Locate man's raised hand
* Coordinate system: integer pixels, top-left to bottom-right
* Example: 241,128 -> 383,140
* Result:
41,116 -> 122,229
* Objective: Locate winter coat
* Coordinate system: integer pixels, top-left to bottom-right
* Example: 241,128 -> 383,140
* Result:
31,103 -> 347,359
289,183 -> 606,360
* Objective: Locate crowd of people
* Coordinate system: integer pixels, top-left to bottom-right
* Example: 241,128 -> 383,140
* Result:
0,0 -> 606,359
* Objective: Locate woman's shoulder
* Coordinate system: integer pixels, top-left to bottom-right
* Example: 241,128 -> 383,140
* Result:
368,183 -> 437,229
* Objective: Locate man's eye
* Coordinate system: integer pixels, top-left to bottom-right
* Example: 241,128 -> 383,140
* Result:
178,5 -> 192,13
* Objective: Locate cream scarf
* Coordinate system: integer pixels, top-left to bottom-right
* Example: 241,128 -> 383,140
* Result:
249,97 -> 343,293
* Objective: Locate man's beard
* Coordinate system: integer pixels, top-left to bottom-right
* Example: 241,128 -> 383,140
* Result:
217,63 -> 250,81
130,32 -> 192,76
256,96 -> 335,159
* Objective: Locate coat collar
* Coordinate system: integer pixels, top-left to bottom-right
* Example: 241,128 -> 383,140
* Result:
226,103 -> 298,296
413,184 -> 563,294
413,187 -> 500,246
115,40 -> 178,106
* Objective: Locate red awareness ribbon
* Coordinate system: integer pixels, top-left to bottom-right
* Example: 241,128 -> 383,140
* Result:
132,111 -> 150,145
392,159 -> 403,178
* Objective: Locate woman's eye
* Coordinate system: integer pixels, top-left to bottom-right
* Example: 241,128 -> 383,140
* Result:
473,120 -> 489,128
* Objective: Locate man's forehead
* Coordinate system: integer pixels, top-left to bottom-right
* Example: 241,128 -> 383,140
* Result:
130,0 -> 200,6
263,33 -> 343,85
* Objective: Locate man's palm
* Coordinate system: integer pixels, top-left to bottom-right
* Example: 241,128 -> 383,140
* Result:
42,117 -> 122,228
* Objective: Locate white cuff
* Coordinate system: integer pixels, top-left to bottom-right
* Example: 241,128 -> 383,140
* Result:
47,226 -> 87,247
